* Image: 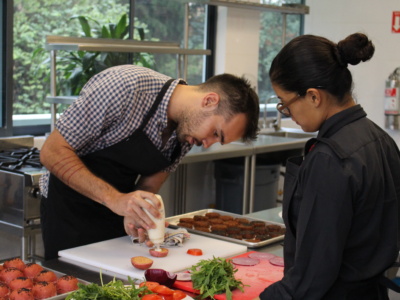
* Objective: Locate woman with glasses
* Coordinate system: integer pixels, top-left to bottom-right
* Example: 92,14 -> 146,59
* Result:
255,33 -> 400,300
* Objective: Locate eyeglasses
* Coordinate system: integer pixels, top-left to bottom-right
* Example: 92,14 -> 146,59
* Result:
276,94 -> 301,117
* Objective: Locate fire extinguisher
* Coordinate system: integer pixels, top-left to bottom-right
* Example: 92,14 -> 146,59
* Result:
384,67 -> 400,129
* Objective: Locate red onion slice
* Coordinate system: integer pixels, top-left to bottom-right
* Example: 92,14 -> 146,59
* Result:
176,272 -> 192,281
144,269 -> 177,287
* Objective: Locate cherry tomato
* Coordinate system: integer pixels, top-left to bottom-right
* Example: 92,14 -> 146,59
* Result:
173,290 -> 187,300
153,285 -> 174,295
186,248 -> 203,256
139,281 -> 160,292
142,294 -> 164,300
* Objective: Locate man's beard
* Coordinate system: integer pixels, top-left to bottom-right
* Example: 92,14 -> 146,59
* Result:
176,109 -> 214,144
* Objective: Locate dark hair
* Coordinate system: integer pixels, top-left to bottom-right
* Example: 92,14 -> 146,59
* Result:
198,74 -> 260,142
269,33 -> 375,103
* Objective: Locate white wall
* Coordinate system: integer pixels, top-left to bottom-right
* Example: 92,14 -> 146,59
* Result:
304,0 -> 400,127
215,5 -> 261,90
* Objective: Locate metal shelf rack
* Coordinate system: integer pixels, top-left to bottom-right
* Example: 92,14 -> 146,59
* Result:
45,35 -> 212,130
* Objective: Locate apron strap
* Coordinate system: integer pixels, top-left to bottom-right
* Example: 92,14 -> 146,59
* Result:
138,78 -> 175,131
137,77 -> 182,164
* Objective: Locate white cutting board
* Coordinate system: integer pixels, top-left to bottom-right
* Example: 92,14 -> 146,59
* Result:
58,234 -> 247,280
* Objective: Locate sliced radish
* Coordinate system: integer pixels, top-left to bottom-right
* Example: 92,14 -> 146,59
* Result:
231,257 -> 260,266
269,256 -> 284,267
248,252 -> 276,260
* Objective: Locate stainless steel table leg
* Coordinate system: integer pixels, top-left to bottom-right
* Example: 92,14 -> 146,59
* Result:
174,164 -> 187,215
242,156 -> 249,214
248,154 -> 256,213
22,232 -> 28,261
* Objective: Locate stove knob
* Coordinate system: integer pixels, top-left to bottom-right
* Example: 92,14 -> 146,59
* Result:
30,187 -> 42,198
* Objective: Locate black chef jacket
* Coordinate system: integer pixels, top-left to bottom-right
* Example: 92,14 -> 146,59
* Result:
260,105 -> 400,299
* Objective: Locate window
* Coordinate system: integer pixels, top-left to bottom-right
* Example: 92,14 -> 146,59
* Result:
9,0 -> 209,136
257,0 -> 304,123
2,0 -> 304,137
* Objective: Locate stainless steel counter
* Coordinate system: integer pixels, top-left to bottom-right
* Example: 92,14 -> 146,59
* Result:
173,128 -> 312,215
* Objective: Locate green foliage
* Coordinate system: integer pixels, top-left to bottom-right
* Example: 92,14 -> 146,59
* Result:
13,0 -> 131,114
34,13 -> 156,97
58,14 -> 155,96
13,0 -> 206,115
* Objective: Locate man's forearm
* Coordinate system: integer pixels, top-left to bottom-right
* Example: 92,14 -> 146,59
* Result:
40,129 -> 121,207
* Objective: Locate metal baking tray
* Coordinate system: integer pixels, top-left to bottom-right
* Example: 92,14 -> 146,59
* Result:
0,259 -> 89,300
166,209 -> 285,248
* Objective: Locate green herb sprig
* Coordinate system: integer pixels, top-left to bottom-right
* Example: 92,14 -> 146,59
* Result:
189,256 -> 246,300
65,275 -> 150,300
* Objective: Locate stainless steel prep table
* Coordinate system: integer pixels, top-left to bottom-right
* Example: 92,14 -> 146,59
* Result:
172,131 -> 310,215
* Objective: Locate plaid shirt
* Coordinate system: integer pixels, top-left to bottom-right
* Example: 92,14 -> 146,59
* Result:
40,65 -> 192,197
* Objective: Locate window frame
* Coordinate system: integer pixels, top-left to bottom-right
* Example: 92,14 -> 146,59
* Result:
0,0 -> 13,137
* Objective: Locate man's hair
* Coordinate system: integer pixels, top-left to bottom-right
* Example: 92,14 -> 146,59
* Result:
197,74 -> 260,142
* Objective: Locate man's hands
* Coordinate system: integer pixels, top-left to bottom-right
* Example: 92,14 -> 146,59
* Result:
124,216 -> 169,247
110,191 -> 163,231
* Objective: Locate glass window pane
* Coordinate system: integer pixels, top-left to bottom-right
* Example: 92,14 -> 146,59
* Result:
258,6 -> 302,101
13,0 -> 130,116
133,1 -> 207,83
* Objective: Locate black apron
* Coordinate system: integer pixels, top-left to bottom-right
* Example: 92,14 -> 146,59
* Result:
41,79 -> 181,260
282,138 -> 398,299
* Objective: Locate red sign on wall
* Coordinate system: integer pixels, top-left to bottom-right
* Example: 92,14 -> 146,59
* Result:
393,11 -> 400,33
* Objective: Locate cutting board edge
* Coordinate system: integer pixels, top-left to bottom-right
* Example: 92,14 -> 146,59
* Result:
58,235 -> 248,280
57,256 -> 143,282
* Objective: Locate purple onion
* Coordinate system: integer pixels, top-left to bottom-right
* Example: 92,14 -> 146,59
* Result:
144,268 -> 177,287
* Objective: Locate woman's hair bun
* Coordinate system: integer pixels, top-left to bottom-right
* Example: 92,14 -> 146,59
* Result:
337,33 -> 375,66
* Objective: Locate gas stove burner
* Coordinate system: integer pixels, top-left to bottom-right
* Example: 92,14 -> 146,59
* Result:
0,147 -> 43,171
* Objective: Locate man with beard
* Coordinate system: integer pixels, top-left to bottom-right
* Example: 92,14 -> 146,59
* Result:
39,65 -> 259,260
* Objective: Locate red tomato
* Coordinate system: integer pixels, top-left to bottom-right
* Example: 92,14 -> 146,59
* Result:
0,268 -> 24,284
153,285 -> 174,295
141,295 -> 163,300
186,248 -> 203,256
173,290 -> 187,300
56,275 -> 79,294
139,281 -> 160,292
32,281 -> 57,299
3,258 -> 26,271
9,277 -> 33,290
34,270 -> 57,283
9,287 -> 34,300
23,263 -> 43,280
0,282 -> 10,297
